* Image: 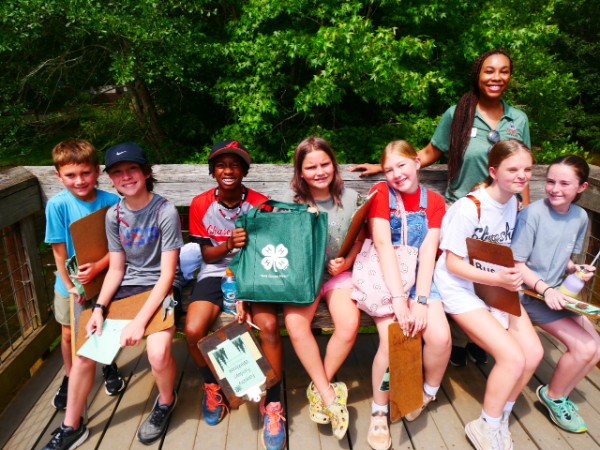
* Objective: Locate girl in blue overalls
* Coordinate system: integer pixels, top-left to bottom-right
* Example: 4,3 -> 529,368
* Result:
359,140 -> 450,449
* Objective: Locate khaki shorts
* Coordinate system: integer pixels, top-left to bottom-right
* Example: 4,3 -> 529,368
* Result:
53,291 -> 71,326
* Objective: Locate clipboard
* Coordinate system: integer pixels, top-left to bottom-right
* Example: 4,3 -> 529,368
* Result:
197,321 -> 279,409
466,238 -> 521,316
337,190 -> 376,258
69,205 -> 110,299
389,323 -> 423,423
75,290 -> 174,352
522,288 -> 600,319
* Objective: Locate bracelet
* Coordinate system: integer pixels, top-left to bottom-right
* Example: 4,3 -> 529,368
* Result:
542,286 -> 552,296
92,303 -> 107,316
391,294 -> 408,300
534,279 -> 543,293
225,238 -> 232,253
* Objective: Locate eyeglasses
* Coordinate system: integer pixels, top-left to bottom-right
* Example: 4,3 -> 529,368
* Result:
487,130 -> 501,144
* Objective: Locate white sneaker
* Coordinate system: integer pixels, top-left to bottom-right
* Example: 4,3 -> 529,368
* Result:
465,417 -> 503,450
367,411 -> 391,450
404,391 -> 435,421
500,411 -> 513,450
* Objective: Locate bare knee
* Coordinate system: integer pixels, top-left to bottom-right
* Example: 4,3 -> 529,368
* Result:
257,316 -> 281,346
425,329 -> 452,354
148,344 -> 172,372
527,340 -> 544,369
333,315 -> 359,345
285,315 -> 311,343
495,348 -> 526,379
578,339 -> 599,365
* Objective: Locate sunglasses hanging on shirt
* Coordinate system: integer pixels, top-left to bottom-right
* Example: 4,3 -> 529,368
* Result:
487,129 -> 501,154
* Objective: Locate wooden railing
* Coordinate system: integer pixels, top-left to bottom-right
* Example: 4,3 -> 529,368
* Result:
0,163 -> 598,406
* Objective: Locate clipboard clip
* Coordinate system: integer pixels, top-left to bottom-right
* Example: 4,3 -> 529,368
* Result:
162,295 -> 177,321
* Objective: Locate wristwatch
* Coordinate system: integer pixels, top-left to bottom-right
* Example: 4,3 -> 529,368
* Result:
93,303 -> 107,316
416,295 -> 428,305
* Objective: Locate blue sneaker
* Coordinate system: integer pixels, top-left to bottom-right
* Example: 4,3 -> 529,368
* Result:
261,400 -> 286,450
536,385 -> 587,433
202,383 -> 227,425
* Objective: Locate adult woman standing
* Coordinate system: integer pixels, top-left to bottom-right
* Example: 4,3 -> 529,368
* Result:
351,49 -> 531,364
351,48 -> 531,204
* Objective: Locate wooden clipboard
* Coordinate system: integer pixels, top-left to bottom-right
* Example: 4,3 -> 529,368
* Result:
522,288 -> 600,319
75,290 -> 174,352
69,205 -> 110,300
337,190 -> 376,258
197,321 -> 279,409
389,323 -> 423,423
466,238 -> 521,316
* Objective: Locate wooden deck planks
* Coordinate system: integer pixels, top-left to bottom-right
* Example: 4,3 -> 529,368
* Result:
3,333 -> 600,449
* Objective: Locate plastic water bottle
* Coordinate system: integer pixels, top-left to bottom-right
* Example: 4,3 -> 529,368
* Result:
558,271 -> 585,298
221,267 -> 238,314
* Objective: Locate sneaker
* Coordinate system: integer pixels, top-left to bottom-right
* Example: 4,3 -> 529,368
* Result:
102,363 -> 125,396
465,417 -> 503,450
136,391 -> 177,444
202,382 -> 227,425
449,345 -> 468,367
261,401 -> 286,450
404,391 -> 436,422
500,411 -> 513,450
43,419 -> 89,450
367,411 -> 391,450
536,385 -> 587,433
52,375 -> 69,410
307,382 -> 329,424
466,343 -> 489,364
565,398 -> 588,431
325,400 -> 349,440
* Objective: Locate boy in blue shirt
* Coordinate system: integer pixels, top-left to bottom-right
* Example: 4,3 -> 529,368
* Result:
45,139 -> 125,410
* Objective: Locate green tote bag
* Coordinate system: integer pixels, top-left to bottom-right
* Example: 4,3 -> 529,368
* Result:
228,200 -> 327,304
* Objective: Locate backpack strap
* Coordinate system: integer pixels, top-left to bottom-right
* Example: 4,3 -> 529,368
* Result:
465,194 -> 481,221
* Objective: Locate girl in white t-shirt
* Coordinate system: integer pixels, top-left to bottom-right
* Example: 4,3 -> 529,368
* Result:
434,139 -> 543,450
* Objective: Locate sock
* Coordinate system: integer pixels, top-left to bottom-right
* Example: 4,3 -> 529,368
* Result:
200,366 -> 217,384
371,401 -> 388,415
424,382 -> 439,398
264,381 -> 281,405
481,410 -> 501,428
503,401 -> 516,414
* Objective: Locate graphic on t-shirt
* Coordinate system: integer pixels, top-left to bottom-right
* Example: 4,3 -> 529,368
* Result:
472,221 -> 513,244
261,244 -> 289,272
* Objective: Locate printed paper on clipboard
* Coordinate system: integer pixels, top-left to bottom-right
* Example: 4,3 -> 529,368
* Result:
337,190 -> 377,258
466,237 -> 521,316
197,321 -> 279,409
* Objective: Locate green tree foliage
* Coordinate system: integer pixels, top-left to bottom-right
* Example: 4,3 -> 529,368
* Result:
0,0 -> 596,165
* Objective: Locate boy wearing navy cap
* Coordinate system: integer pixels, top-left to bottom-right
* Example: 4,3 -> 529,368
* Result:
42,142 -> 184,449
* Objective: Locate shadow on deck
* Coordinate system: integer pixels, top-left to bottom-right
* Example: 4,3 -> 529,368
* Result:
2,330 -> 600,450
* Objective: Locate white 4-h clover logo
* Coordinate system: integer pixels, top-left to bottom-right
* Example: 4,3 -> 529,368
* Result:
261,244 -> 289,272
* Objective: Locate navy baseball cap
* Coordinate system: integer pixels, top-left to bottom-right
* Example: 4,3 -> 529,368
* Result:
208,139 -> 252,165
104,142 -> 147,171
